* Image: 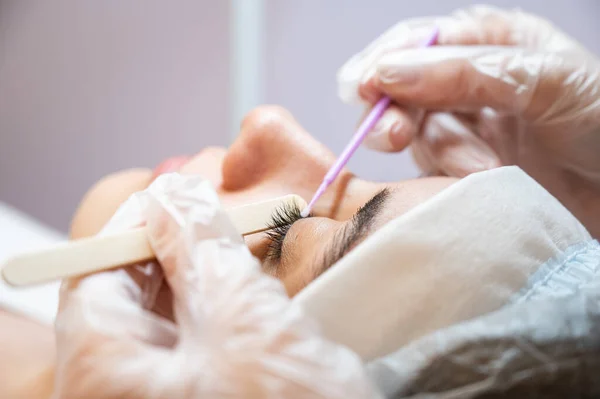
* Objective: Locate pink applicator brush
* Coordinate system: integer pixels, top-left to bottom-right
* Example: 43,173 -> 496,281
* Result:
301,28 -> 439,217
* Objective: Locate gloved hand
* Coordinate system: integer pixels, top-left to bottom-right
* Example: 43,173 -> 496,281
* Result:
53,173 -> 379,399
337,5 -> 600,237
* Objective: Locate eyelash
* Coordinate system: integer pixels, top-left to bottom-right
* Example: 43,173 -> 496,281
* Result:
264,202 -> 304,263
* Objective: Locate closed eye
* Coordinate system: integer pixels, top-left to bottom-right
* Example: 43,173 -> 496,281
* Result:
264,202 -> 311,263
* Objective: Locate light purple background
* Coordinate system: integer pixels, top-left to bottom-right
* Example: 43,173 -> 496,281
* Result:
1,1 -> 600,232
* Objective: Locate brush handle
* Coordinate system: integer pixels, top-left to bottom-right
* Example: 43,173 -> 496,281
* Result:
327,27 -> 440,184
302,28 -> 440,217
325,96 -> 391,183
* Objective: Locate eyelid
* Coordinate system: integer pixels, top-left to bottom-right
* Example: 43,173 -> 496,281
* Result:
317,222 -> 350,275
315,188 -> 390,276
264,203 -> 307,263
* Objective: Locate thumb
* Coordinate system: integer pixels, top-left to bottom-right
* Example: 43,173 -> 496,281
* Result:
374,45 -> 575,122
412,112 -> 502,177
144,173 -> 279,339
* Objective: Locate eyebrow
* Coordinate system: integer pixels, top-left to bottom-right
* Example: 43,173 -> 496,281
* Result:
314,188 -> 390,278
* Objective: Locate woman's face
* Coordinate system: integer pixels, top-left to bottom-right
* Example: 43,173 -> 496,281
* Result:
72,106 -> 457,295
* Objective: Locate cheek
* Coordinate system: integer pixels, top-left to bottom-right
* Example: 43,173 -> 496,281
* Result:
242,233 -> 303,297
280,266 -> 313,297
276,218 -> 340,296
244,234 -> 270,260
70,169 -> 153,239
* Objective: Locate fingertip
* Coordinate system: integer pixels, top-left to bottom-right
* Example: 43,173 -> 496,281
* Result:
375,54 -> 422,89
461,157 -> 503,175
358,70 -> 381,104
70,168 -> 153,239
389,118 -> 417,152
363,106 -> 417,152
439,146 -> 503,178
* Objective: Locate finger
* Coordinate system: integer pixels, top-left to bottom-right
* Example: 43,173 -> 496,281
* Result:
144,173 -> 263,336
439,5 -> 519,47
361,104 -> 424,152
145,174 -> 377,398
354,24 -> 446,103
60,189 -> 148,316
97,189 -> 166,313
445,5 -> 582,53
410,122 -> 438,176
373,45 -> 575,121
59,186 -> 178,341
54,183 -> 184,399
54,305 -> 172,399
337,17 -> 441,104
339,5 -> 537,105
356,5 -> 577,110
413,112 -> 502,177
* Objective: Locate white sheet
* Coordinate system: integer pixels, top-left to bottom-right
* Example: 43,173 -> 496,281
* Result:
294,167 -> 592,361
0,202 -> 63,324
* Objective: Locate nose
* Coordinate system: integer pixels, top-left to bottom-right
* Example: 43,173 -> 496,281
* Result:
179,146 -> 227,187
222,105 -> 335,191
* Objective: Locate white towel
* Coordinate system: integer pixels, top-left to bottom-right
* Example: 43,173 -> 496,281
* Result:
294,166 -> 592,361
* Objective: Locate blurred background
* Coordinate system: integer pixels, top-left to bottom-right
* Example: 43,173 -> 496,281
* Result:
1,0 -> 599,232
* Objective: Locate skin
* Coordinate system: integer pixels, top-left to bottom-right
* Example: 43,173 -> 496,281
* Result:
2,106 -> 457,398
72,105 -> 457,294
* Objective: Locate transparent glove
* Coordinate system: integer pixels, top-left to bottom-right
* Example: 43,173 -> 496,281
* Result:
337,5 -> 600,237
52,173 -> 378,399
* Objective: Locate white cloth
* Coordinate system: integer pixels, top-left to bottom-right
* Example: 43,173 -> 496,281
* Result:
294,166 -> 592,361
0,202 -> 63,324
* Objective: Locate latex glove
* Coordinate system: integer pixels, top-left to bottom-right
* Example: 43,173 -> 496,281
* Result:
53,173 -> 378,399
337,5 -> 600,237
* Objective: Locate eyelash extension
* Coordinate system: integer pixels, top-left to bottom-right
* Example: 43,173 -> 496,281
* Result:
264,201 -> 305,263
265,187 -> 390,270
